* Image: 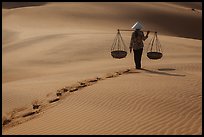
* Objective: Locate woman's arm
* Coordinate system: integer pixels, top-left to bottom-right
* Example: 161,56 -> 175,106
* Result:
129,32 -> 135,53
142,31 -> 150,41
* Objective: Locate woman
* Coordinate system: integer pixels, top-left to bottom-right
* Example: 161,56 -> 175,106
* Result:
129,22 -> 150,69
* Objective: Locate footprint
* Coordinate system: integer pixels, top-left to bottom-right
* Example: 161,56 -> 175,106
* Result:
49,97 -> 60,103
108,73 -> 119,78
22,111 -> 36,118
78,82 -> 87,88
6,110 -> 17,120
56,92 -> 62,96
69,87 -> 78,92
106,74 -> 114,78
61,87 -> 69,93
2,117 -> 11,126
88,79 -> 98,82
56,90 -> 62,96
115,71 -> 122,75
78,85 -> 87,88
96,77 -> 103,80
3,108 -> 23,124
32,100 -> 41,109
32,104 -> 41,110
113,72 -> 120,77
3,68 -> 137,129
123,69 -> 131,73
79,81 -> 86,84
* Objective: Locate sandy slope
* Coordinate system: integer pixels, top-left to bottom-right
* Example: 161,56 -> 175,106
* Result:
2,2 -> 202,135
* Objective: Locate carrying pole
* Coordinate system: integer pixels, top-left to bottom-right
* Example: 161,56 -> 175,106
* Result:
118,29 -> 157,33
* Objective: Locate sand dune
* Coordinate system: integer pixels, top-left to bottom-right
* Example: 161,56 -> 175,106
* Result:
169,2 -> 202,10
2,2 -> 48,9
2,59 -> 202,134
2,2 -> 202,39
2,2 -> 202,135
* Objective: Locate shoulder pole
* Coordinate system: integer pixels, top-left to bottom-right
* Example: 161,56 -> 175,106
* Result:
118,29 -> 157,33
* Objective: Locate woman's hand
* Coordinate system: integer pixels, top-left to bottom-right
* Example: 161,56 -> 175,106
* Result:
129,47 -> 132,53
145,31 -> 150,39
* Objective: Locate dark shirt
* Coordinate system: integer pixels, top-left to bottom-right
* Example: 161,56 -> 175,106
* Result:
130,30 -> 148,50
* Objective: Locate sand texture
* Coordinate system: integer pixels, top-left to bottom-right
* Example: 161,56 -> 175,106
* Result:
2,2 -> 202,135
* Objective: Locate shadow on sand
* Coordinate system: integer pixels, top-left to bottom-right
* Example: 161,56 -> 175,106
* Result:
141,68 -> 186,77
2,2 -> 48,9
158,68 -> 176,71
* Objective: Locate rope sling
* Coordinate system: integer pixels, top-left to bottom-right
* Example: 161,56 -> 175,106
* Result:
111,29 -> 163,60
146,32 -> 163,59
111,30 -> 127,59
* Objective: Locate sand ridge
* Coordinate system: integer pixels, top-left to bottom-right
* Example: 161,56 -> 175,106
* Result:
2,65 -> 202,134
2,68 -> 133,129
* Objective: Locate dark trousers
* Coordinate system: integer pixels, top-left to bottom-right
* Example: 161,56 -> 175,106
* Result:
133,48 -> 143,69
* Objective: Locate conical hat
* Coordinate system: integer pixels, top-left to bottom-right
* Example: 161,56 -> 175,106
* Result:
131,22 -> 143,30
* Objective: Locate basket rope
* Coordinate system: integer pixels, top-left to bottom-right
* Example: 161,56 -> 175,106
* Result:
111,30 -> 127,52
147,32 -> 162,53
146,32 -> 163,59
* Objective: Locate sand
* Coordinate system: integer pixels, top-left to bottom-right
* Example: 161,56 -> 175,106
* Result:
2,2 -> 202,135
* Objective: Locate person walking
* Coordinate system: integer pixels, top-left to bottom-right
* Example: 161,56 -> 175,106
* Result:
129,22 -> 150,69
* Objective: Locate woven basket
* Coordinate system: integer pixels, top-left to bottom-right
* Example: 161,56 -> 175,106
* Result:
111,50 -> 127,59
147,52 -> 162,59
